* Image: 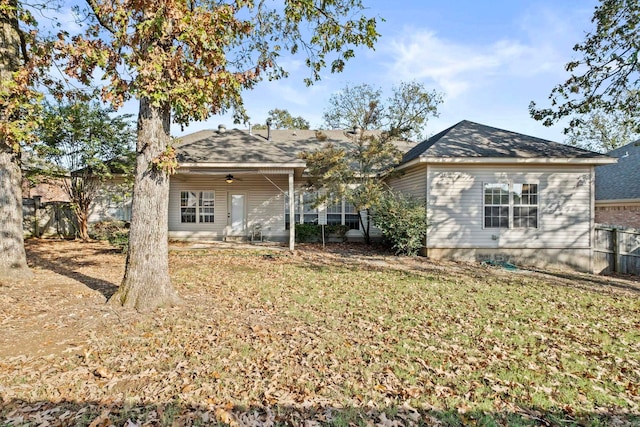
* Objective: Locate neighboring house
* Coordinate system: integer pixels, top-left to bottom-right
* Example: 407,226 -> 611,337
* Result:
386,120 -> 614,272
88,175 -> 132,223
22,178 -> 70,204
170,125 -> 413,248
21,162 -> 75,238
595,140 -> 640,229
78,155 -> 135,224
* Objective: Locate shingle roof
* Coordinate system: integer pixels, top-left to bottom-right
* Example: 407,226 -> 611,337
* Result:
401,120 -> 610,164
176,128 -> 414,165
595,140 -> 640,200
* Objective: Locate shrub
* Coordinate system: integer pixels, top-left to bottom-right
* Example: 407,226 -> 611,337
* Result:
90,220 -> 129,252
324,224 -> 348,237
372,192 -> 427,256
295,223 -> 321,242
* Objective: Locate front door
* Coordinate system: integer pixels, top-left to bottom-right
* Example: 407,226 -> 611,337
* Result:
230,193 -> 246,234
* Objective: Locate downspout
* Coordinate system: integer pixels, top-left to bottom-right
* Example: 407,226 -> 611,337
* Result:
423,164 -> 429,256
289,171 -> 295,251
590,165 -> 595,273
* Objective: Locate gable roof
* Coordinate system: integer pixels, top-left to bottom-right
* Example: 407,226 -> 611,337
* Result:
175,128 -> 415,167
400,120 -> 613,165
595,140 -> 640,201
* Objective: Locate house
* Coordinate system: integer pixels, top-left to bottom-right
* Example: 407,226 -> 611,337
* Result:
385,120 -> 615,272
170,126 -> 413,248
67,154 -> 135,225
595,140 -> 640,228
125,119 -> 612,272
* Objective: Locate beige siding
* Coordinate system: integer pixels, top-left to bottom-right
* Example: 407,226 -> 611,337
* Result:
426,165 -> 593,250
386,166 -> 427,201
169,173 -> 289,240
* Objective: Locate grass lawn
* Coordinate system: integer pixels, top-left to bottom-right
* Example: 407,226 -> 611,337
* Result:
0,240 -> 639,426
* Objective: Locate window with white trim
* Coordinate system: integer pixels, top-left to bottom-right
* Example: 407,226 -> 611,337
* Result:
326,198 -> 342,225
180,191 -> 215,223
344,200 -> 360,230
302,192 -> 318,224
285,191 -> 360,230
483,182 -> 538,229
484,183 -> 509,228
513,184 -> 538,228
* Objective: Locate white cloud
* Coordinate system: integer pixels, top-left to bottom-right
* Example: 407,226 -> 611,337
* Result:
384,29 -> 562,98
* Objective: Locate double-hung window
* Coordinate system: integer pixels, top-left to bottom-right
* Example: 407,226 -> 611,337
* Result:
484,183 -> 510,228
285,191 -> 360,230
181,191 -> 215,223
483,182 -> 538,229
326,198 -> 342,225
512,184 -> 538,228
344,201 -> 360,230
302,192 -> 319,224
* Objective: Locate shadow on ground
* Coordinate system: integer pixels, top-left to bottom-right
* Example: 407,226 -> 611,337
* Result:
25,239 -> 119,299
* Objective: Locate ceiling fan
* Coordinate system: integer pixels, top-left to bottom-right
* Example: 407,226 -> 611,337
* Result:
225,174 -> 243,183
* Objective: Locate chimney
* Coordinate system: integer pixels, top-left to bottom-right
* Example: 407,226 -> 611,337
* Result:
266,118 -> 272,141
218,124 -> 226,133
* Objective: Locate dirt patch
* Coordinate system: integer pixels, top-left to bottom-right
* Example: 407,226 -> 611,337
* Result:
0,240 -> 126,358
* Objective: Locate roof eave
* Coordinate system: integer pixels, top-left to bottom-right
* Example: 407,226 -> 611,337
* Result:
407,156 -> 617,166
595,198 -> 640,207
178,162 -> 306,169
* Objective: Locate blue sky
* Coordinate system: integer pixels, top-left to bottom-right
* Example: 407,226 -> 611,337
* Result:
57,1 -> 600,143
172,0 -> 600,143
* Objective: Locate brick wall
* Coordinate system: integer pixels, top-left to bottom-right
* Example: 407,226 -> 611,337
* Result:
596,205 -> 640,229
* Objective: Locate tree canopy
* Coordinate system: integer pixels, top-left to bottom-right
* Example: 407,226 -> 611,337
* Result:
253,108 -> 310,130
530,0 -> 640,135
323,81 -> 442,142
564,107 -> 639,152
55,0 -> 380,310
33,99 -> 135,240
301,81 -> 442,243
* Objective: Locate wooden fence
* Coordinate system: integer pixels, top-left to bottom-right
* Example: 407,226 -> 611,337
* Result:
23,199 -> 77,238
593,225 -> 640,275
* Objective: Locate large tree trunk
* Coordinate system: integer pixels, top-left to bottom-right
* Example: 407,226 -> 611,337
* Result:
0,0 -> 32,282
108,97 -> 180,310
0,148 -> 32,281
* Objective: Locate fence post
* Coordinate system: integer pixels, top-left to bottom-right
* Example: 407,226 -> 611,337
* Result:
613,227 -> 621,273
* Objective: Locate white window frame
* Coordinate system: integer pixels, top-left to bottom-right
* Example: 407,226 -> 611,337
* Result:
482,182 -> 538,229
512,183 -> 539,228
302,191 -> 319,224
180,190 -> 215,224
483,183 -> 510,228
285,190 -> 360,230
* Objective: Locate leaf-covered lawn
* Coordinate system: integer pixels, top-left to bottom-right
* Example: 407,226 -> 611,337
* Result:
1,241 -> 639,426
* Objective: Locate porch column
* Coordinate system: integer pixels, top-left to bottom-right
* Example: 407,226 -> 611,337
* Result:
289,171 -> 295,251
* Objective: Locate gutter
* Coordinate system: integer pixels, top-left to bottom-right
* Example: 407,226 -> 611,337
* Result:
396,156 -> 617,171
595,198 -> 640,207
178,162 -> 306,169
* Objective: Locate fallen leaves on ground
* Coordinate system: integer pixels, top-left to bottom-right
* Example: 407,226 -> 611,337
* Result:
0,240 -> 639,426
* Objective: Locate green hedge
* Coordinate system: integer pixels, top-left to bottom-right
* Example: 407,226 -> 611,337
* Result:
294,223 -> 349,243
